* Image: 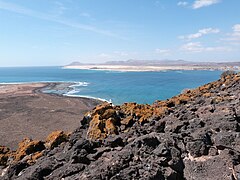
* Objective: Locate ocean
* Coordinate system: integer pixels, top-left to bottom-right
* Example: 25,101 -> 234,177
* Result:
0,66 -> 222,104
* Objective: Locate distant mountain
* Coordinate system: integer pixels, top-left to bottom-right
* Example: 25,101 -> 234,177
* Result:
216,62 -> 240,66
66,60 -> 195,66
65,60 -> 240,67
66,61 -> 84,66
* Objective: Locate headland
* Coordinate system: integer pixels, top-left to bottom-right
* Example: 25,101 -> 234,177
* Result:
0,82 -> 101,150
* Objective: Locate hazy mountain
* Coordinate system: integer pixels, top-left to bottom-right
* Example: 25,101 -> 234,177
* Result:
66,60 -> 240,67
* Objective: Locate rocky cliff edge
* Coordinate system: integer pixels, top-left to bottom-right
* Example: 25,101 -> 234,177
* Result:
0,73 -> 240,179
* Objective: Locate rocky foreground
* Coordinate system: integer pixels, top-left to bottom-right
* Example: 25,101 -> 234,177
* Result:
1,73 -> 240,179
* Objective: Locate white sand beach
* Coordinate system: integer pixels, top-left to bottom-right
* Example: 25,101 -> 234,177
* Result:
63,65 -> 217,72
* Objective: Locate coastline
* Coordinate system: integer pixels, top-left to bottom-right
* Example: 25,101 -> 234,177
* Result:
0,82 -> 102,150
63,65 -> 231,72
39,82 -> 111,103
0,81 -> 108,103
1,73 -> 239,179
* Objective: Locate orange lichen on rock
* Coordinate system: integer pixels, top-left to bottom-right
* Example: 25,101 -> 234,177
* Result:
169,94 -> 191,106
87,102 -> 171,139
0,132 -> 70,166
233,74 -> 240,81
105,118 -> 118,135
0,146 -> 10,166
203,92 -> 212,98
0,146 -> 10,154
26,151 -> 43,165
102,109 -> 117,119
91,102 -> 113,117
153,106 -> 170,117
120,103 -> 155,122
45,131 -> 69,149
87,103 -> 120,140
86,74 -> 240,140
87,114 -> 105,140
14,138 -> 45,162
121,116 -> 134,126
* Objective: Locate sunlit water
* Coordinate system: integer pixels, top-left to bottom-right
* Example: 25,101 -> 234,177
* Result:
0,67 -> 222,104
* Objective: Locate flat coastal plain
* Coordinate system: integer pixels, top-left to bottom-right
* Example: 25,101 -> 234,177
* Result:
0,83 -> 101,150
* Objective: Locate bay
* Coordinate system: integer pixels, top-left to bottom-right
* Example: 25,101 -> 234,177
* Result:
0,67 -> 222,104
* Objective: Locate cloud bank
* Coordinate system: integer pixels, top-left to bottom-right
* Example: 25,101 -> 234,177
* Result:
181,42 -> 231,53
192,0 -> 220,9
179,28 -> 220,40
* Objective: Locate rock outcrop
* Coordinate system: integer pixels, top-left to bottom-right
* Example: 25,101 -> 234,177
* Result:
0,73 -> 240,179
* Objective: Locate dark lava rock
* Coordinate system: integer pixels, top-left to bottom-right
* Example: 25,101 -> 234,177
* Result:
1,73 -> 240,179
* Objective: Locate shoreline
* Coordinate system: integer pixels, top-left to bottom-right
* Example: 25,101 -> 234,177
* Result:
37,82 -> 110,103
62,65 -> 232,72
0,82 -> 102,150
0,81 -> 108,103
1,73 -> 239,179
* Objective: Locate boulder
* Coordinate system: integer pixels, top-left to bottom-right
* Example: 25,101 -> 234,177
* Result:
0,146 -> 10,166
14,138 -> 45,162
45,131 -> 69,149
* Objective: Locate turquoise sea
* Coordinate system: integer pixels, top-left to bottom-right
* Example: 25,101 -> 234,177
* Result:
0,67 -> 222,104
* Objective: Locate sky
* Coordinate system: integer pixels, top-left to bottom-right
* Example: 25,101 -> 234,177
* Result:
0,0 -> 240,66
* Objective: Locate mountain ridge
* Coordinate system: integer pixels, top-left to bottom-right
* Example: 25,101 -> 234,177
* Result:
66,60 -> 240,66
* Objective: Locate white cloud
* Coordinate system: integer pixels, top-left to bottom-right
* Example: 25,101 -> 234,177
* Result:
80,12 -> 91,18
155,49 -> 171,55
113,51 -> 129,56
198,28 -> 220,34
233,24 -> 240,32
155,1 -> 165,9
98,51 -> 132,59
53,1 -> 67,16
179,28 -> 220,40
98,53 -> 112,59
181,42 -> 203,52
232,24 -> 240,38
177,1 -> 188,7
221,24 -> 240,43
192,0 -> 220,9
0,1 -> 124,39
180,42 -> 232,53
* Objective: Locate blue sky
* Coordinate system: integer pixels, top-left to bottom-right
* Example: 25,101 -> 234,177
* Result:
0,0 -> 239,66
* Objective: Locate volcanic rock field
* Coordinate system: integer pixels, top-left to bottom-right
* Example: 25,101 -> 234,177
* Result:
1,73 -> 240,180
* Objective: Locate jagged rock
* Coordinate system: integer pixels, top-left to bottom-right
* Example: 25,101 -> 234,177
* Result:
1,73 -> 240,179
45,130 -> 69,149
0,146 -> 10,166
186,140 -> 209,157
87,103 -> 121,140
14,138 -> 45,162
14,157 -> 63,180
121,116 -> 134,126
104,136 -> 124,147
4,162 -> 29,179
0,147 -> 10,154
45,163 -> 85,179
